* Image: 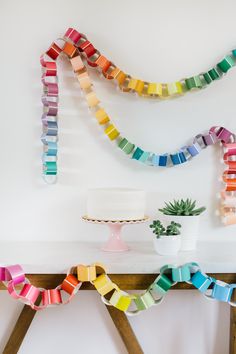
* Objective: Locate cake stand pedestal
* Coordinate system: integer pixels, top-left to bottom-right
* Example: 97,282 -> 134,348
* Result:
82,216 -> 149,252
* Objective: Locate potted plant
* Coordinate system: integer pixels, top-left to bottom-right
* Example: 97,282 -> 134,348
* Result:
159,199 -> 206,251
150,220 -> 181,256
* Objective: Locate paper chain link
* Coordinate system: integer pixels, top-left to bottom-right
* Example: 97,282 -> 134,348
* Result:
40,28 -> 236,225
1,262 -> 236,314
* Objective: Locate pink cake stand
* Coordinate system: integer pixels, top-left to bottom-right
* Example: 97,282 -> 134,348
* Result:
82,216 -> 149,252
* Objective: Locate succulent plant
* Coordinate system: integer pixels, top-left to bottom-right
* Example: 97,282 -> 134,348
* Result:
150,220 -> 181,238
150,220 -> 165,237
159,198 -> 206,216
166,221 -> 181,235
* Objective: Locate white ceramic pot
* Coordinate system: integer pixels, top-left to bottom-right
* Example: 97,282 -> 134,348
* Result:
153,236 -> 181,256
163,215 -> 200,251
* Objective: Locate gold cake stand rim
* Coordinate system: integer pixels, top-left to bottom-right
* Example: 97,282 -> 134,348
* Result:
82,215 -> 150,224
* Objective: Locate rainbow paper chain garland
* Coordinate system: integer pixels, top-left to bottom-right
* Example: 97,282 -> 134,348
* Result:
1,262 -> 236,314
50,28 -> 236,99
40,28 -> 236,225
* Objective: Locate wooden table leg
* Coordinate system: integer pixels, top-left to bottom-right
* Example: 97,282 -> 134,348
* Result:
2,299 -> 40,354
105,305 -> 144,354
230,291 -> 236,354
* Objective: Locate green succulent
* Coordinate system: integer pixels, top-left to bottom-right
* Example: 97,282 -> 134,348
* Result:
150,220 -> 165,237
166,221 -> 181,235
159,198 -> 206,216
150,220 -> 181,238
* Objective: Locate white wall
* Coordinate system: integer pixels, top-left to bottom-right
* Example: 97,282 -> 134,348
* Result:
0,0 -> 235,353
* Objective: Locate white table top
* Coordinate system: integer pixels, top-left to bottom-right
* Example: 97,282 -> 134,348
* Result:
0,241 -> 235,274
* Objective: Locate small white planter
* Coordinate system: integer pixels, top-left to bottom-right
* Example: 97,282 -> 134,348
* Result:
163,215 -> 200,251
153,235 -> 181,256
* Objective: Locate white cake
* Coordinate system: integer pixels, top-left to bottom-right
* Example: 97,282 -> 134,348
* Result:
86,188 -> 146,221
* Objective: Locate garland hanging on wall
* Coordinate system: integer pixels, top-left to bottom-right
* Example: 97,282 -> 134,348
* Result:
40,28 -> 236,225
48,28 -> 236,98
1,262 -> 236,314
